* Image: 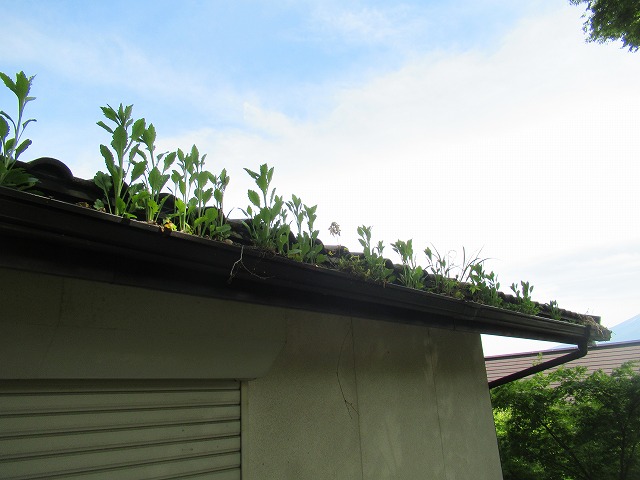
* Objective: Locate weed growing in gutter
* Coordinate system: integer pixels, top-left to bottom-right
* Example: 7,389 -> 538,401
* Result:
286,194 -> 327,264
469,264 -> 503,308
1,70 -> 600,326
94,103 -> 146,217
506,281 -> 540,316
134,123 -> 176,223
170,145 -> 230,240
336,226 -> 395,284
241,163 -> 290,254
548,300 -> 562,321
0,71 -> 38,190
391,239 -> 424,290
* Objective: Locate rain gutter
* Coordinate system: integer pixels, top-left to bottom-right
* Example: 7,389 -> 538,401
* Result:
0,186 -> 604,345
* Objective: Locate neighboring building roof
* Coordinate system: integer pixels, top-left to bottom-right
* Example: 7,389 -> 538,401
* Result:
485,340 -> 640,384
606,314 -> 640,343
0,158 -> 611,346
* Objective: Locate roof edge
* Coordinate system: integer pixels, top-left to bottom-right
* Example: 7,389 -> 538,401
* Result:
0,186 -> 606,344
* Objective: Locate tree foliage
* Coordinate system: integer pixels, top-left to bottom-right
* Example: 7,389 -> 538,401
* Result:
491,362 -> 640,480
570,0 -> 640,52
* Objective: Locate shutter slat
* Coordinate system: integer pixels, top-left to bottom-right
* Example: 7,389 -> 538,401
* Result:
1,420 -> 240,458
0,381 -> 241,480
3,439 -> 240,478
0,390 -> 240,414
0,405 -> 240,435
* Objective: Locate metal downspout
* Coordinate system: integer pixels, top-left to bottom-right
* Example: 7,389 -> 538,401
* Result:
488,327 -> 590,389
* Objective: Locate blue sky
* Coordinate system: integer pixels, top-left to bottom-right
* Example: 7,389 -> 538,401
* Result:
2,1 -> 639,354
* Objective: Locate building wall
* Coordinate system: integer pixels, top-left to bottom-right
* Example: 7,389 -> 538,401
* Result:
1,268 -> 503,479
0,268 -> 286,379
242,312 -> 503,480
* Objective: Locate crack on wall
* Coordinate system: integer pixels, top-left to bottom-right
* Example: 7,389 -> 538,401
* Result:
336,318 -> 359,419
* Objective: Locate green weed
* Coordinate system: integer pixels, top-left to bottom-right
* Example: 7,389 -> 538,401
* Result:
0,71 -> 38,190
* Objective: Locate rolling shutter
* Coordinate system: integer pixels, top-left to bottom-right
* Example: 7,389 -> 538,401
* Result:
0,380 -> 241,479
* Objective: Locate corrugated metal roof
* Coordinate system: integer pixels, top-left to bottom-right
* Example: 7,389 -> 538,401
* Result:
485,340 -> 640,384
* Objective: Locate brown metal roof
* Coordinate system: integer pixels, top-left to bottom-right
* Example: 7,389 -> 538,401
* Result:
485,340 -> 640,383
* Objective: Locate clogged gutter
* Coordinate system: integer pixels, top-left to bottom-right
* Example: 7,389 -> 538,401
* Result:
0,70 -> 610,342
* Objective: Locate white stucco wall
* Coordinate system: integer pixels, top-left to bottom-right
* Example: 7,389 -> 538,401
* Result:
242,313 -> 503,480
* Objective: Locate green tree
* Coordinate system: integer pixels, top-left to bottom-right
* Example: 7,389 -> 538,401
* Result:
491,363 -> 640,480
570,0 -> 640,52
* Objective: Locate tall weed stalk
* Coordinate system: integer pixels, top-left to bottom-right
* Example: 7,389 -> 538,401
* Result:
0,71 -> 38,190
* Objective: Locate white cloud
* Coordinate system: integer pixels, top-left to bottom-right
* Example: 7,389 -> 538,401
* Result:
0,14 -> 243,120
7,3 -> 636,353
308,5 -> 407,45
166,6 -> 639,345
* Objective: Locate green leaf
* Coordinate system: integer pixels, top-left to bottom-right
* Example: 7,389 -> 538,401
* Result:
256,175 -> 268,195
123,104 -> 133,122
1,167 -> 37,190
99,144 -> 115,169
5,138 -> 15,152
0,72 -> 15,91
213,189 -> 223,205
19,116 -> 35,129
130,160 -> 146,182
199,188 -> 213,205
142,123 -> 156,146
14,71 -> 32,100
94,171 -> 112,192
131,118 -> 146,140
163,151 -> 176,172
195,170 -> 209,187
111,125 -> 128,156
248,189 -> 261,208
100,105 -> 118,123
148,167 -> 162,190
96,120 -> 114,134
244,167 -> 259,181
204,207 -> 218,221
0,116 -> 9,139
147,199 -> 160,217
190,144 -> 199,161
15,139 -> 32,159
175,198 -> 186,214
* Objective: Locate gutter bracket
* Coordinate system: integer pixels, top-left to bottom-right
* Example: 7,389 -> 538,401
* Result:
488,326 -> 590,389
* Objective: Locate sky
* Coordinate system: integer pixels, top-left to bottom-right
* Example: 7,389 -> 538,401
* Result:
2,0 -> 638,355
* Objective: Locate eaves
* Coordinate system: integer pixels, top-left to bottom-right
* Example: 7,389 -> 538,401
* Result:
0,185 -> 605,346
